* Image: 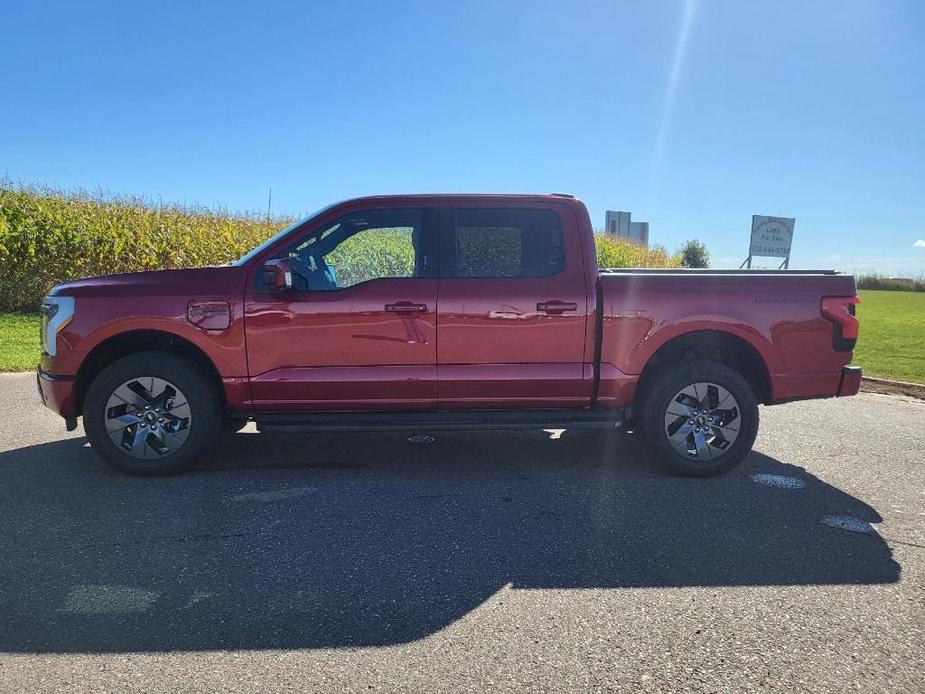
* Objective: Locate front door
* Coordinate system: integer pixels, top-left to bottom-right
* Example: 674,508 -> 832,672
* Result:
244,206 -> 438,411
436,204 -> 590,408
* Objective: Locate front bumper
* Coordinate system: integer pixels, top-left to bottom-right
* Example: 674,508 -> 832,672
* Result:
36,369 -> 79,428
837,366 -> 862,397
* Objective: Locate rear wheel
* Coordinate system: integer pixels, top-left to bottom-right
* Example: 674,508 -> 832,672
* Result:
83,352 -> 222,475
639,359 -> 759,476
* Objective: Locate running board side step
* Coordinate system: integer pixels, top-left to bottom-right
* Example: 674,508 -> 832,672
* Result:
255,409 -> 624,434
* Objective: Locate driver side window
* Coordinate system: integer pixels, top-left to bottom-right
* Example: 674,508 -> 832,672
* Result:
286,208 -> 426,291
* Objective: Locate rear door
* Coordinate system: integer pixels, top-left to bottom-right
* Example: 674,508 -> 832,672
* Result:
436,204 -> 590,408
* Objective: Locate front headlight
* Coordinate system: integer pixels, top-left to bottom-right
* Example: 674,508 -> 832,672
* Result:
40,296 -> 75,357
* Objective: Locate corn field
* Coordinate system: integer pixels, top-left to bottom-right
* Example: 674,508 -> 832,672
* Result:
0,183 -> 681,312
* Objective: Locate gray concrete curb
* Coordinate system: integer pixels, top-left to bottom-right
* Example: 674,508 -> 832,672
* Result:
861,376 -> 925,400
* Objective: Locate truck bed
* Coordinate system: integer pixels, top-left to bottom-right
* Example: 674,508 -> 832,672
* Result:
596,269 -> 859,404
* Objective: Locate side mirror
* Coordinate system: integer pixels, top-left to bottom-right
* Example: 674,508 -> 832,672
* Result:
262,258 -> 293,291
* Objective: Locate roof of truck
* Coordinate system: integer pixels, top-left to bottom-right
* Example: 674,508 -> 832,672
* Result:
334,193 -> 582,205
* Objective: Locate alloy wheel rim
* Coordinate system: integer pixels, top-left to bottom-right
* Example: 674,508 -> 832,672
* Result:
104,377 -> 192,458
663,381 -> 740,460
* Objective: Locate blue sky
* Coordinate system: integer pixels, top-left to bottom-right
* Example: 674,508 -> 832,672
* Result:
1,0 -> 923,275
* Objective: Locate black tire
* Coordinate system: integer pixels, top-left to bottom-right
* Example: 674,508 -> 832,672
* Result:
83,351 -> 223,476
638,359 -> 759,477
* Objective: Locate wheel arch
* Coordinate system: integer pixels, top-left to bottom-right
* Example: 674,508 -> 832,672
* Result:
74,330 -> 226,416
635,329 -> 772,406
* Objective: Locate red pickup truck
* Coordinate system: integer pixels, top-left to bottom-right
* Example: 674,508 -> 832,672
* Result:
37,194 -> 861,476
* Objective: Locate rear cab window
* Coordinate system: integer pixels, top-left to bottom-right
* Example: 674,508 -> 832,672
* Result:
444,207 -> 565,278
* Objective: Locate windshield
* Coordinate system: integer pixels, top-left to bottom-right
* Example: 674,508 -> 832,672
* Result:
231,203 -> 336,267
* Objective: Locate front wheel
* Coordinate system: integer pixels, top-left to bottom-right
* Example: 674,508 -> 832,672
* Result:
639,359 -> 759,477
83,352 -> 222,475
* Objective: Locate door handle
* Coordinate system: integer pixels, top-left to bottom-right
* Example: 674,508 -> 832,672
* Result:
537,301 -> 577,314
385,302 -> 428,314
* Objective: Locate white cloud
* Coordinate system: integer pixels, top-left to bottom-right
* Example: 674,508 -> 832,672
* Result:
915,240 -> 925,248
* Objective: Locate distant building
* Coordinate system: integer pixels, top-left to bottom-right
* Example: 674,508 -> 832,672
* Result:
604,210 -> 649,246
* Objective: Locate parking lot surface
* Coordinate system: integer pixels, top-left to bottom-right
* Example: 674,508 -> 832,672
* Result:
1,372 -> 923,693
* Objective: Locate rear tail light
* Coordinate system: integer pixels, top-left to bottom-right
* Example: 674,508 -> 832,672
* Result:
821,295 -> 860,351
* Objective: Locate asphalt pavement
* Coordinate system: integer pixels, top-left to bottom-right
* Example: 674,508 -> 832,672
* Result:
0,372 -> 923,693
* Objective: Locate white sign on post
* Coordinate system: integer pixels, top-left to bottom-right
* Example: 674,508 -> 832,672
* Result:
746,215 -> 795,268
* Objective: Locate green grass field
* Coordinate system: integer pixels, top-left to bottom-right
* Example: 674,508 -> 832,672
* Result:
854,290 -> 925,383
0,313 -> 38,372
1,290 -> 922,382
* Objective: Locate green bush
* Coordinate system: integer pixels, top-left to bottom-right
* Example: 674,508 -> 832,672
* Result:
0,184 -> 682,311
678,238 -> 710,268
